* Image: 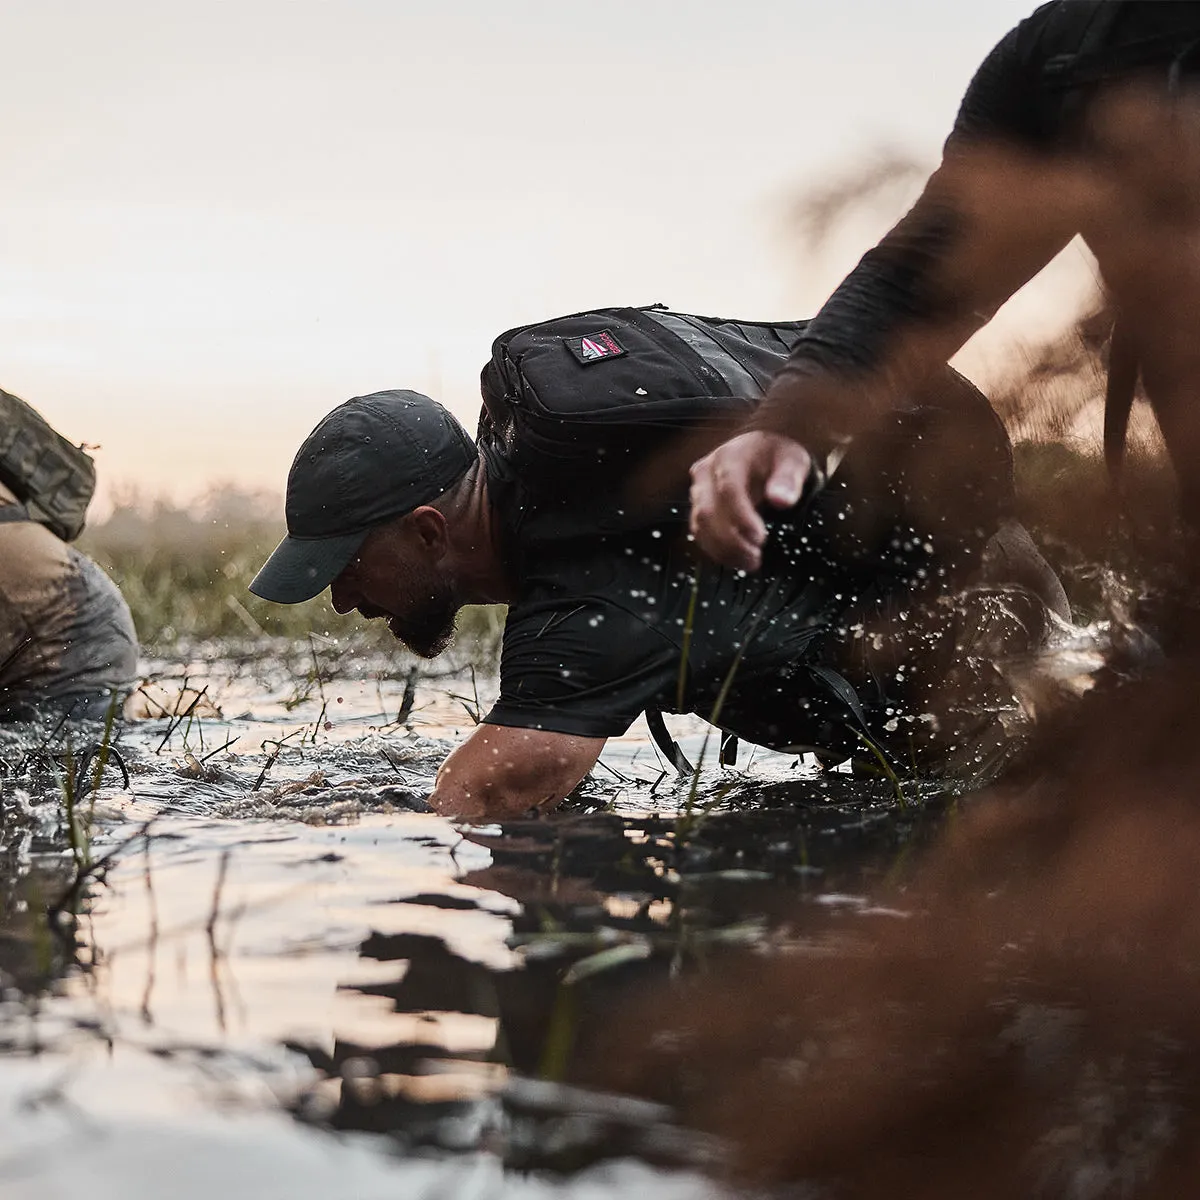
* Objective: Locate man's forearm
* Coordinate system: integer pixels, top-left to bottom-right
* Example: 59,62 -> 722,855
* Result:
759,6 -> 1064,451
758,152 -> 1076,452
429,724 -> 605,822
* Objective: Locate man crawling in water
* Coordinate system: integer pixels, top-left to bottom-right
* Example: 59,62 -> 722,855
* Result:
250,307 -> 1069,821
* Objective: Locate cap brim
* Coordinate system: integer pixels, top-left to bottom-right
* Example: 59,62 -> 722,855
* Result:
248,530 -> 367,604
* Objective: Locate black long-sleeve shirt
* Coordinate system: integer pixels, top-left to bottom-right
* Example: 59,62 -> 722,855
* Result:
757,0 -> 1200,449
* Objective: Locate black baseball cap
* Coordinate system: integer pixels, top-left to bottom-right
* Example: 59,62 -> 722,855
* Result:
249,389 -> 477,604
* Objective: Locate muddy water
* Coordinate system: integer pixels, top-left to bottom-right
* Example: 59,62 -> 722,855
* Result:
0,638 -> 969,1199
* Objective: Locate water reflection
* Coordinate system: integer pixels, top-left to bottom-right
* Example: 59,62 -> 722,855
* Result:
284,795 -> 946,1171
0,651 -> 946,1194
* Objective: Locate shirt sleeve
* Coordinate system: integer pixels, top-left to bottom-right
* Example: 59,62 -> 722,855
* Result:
483,593 -> 682,739
754,4 -> 1061,449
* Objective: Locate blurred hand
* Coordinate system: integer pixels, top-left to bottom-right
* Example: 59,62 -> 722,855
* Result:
688,431 -> 812,572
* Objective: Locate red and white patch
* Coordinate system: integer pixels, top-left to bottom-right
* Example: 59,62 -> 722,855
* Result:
565,330 -> 626,365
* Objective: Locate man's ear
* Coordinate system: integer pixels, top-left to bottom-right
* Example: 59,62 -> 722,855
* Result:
408,506 -> 450,557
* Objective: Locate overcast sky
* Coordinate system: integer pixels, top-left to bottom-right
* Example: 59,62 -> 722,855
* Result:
0,0 -> 1068,507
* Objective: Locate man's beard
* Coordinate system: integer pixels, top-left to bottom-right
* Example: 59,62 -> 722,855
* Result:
385,582 -> 458,659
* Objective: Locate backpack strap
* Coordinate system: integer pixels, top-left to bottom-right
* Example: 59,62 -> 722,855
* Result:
1103,314 -> 1139,491
647,666 -> 887,777
719,731 -> 739,767
646,707 -> 694,774
620,307 -> 737,399
645,710 -> 740,774
0,502 -> 30,524
641,311 -> 763,396
807,665 -> 873,735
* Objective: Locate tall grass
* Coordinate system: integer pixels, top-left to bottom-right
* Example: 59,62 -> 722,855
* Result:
77,488 -> 505,662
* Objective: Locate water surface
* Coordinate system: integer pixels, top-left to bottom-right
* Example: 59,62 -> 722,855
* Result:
0,639 -> 958,1198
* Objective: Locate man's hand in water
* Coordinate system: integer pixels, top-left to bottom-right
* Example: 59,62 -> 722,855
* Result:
688,431 -> 812,573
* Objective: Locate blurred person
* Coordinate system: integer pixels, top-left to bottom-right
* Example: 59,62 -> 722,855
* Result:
0,390 -> 138,722
251,315 -> 1068,820
689,1 -> 1200,571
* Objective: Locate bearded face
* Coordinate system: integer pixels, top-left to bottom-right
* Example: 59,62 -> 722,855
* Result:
329,517 -> 460,659
382,567 -> 458,658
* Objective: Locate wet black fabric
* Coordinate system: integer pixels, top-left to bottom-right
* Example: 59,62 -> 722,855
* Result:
478,308 -> 809,551
486,397 -> 1013,753
769,0 -> 1200,449
489,518 -> 830,742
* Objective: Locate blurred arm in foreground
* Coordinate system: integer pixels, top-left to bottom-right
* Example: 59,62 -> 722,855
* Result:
690,0 -> 1200,570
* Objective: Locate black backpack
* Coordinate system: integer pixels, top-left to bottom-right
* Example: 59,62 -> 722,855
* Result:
477,303 -> 1008,549
476,304 -> 1014,772
477,305 -> 810,543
